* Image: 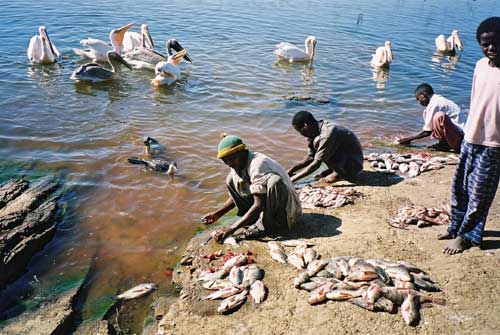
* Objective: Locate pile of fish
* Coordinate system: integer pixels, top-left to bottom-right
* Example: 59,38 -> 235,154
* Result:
389,204 -> 451,229
364,152 -> 459,178
196,251 -> 267,314
298,185 -> 361,209
268,241 -> 445,327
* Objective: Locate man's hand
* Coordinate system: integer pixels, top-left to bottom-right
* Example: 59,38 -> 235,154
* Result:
396,137 -> 411,146
213,227 -> 234,243
201,212 -> 220,225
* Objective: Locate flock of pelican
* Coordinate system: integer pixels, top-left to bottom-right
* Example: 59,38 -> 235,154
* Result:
28,23 -> 193,86
27,24 -> 465,85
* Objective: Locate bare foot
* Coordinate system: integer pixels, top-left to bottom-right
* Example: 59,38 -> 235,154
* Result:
442,236 -> 472,255
314,169 -> 333,180
437,232 -> 454,240
320,174 -> 344,184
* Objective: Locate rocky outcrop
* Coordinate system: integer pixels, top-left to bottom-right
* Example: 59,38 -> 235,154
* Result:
1,287 -> 78,335
0,177 -> 59,288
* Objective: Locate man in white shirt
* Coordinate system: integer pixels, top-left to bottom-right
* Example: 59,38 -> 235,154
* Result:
397,83 -> 466,151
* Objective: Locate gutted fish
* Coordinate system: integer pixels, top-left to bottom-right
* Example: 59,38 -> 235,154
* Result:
202,286 -> 242,300
202,279 -> 233,291
249,280 -> 266,304
117,283 -> 158,300
288,253 -> 306,270
401,293 -> 420,326
306,259 -> 329,277
217,290 -> 248,313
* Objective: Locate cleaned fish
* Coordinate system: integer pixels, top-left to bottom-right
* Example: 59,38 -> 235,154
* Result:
294,242 -> 308,258
202,279 -> 233,291
223,236 -> 239,246
217,290 -> 248,313
197,270 -> 226,282
315,270 -> 334,278
288,253 -> 306,270
394,280 -> 415,290
366,283 -> 383,303
117,283 -> 158,300
202,286 -> 242,300
398,261 -> 426,274
307,259 -> 329,277
249,280 -> 266,304
269,248 -> 288,264
401,293 -> 420,326
222,255 -> 248,274
326,288 -> 365,301
413,277 -> 440,292
325,261 -> 343,279
345,269 -> 379,282
300,281 -> 323,292
374,297 -> 395,313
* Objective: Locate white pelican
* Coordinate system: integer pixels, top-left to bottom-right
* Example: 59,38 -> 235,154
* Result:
125,38 -> 192,70
152,49 -> 187,86
27,26 -> 61,64
435,30 -> 464,55
370,41 -> 393,67
73,23 -> 134,62
123,24 -> 154,53
274,36 -> 317,63
70,51 -> 131,82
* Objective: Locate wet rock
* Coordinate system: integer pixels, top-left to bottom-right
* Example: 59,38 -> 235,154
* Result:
284,95 -> 331,104
154,296 -> 171,320
0,287 -> 78,335
0,178 -> 29,210
74,320 -> 114,335
0,177 -> 59,288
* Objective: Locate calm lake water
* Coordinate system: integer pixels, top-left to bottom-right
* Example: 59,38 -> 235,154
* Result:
0,0 -> 497,328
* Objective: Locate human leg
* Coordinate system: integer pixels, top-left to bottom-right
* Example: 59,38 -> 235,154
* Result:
226,174 -> 253,216
444,144 -> 500,253
431,112 -> 463,151
262,175 -> 292,233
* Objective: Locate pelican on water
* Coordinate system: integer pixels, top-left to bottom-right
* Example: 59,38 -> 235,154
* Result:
123,24 -> 154,53
125,38 -> 192,70
435,30 -> 464,55
27,26 -> 61,64
274,36 -> 317,63
70,51 -> 131,82
73,23 -> 134,62
152,49 -> 187,86
370,41 -> 393,67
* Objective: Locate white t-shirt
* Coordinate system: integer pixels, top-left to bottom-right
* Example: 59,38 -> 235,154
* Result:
422,94 -> 465,132
464,58 -> 500,147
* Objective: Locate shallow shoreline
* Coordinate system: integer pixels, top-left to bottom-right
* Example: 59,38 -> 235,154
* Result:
157,162 -> 500,335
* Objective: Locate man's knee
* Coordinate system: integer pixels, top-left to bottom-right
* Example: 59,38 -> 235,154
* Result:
433,111 -> 447,124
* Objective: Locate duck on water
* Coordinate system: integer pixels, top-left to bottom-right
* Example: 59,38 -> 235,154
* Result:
128,137 -> 177,177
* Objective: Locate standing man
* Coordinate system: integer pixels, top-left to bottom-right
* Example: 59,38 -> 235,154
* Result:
440,17 -> 500,254
397,83 -> 466,151
288,111 -> 363,184
202,135 -> 301,243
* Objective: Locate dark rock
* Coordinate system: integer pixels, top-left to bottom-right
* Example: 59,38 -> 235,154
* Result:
0,179 -> 29,210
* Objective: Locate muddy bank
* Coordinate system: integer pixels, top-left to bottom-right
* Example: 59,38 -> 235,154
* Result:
158,162 -> 500,335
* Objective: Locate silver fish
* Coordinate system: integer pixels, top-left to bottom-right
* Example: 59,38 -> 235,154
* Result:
374,297 -> 395,313
269,248 -> 288,264
300,281 -> 323,292
223,236 -> 239,246
197,270 -> 226,282
413,277 -> 440,292
401,293 -> 420,326
326,288 -> 365,301
294,242 -> 308,258
288,253 -> 305,270
397,261 -> 426,274
293,271 -> 310,288
222,255 -> 248,274
202,286 -> 242,300
394,280 -> 415,290
385,266 -> 412,282
229,266 -> 244,286
249,280 -> 266,304
268,241 -> 285,251
325,261 -> 343,279
217,290 -> 248,313
202,279 -> 233,291
366,283 -> 383,303
308,282 -> 334,305
303,248 -> 317,265
306,259 -> 329,277
242,266 -> 264,288
280,239 -> 315,247
315,270 -> 334,278
117,283 -> 158,300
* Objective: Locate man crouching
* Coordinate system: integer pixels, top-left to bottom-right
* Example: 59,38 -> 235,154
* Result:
202,134 -> 302,243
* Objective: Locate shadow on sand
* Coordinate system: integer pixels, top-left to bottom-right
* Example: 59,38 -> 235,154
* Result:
265,212 -> 342,241
481,230 -> 500,251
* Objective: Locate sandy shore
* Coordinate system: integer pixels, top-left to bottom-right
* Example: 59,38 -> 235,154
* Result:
157,162 -> 500,335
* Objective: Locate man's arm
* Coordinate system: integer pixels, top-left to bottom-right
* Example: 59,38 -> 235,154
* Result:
213,194 -> 264,242
288,154 -> 314,176
290,159 -> 323,182
201,197 -> 235,224
397,130 -> 432,145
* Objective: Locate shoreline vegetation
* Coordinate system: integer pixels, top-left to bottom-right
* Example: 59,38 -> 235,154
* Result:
1,147 -> 499,334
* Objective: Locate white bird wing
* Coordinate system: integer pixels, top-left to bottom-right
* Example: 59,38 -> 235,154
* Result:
123,31 -> 141,52
274,42 -> 307,60
80,38 -> 112,54
370,46 -> 385,66
50,41 -> 61,58
27,35 -> 42,61
435,35 -> 447,51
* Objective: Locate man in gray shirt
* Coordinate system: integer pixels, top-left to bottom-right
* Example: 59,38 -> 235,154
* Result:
288,111 -> 364,184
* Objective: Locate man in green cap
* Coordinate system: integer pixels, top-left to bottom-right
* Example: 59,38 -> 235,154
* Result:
202,134 -> 302,243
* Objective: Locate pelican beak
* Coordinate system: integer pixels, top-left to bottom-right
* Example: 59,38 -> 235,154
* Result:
116,53 -> 133,69
42,29 -> 59,58
173,49 -> 187,64
456,34 -> 464,51
167,39 -> 192,63
113,22 -> 135,45
143,26 -> 154,49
